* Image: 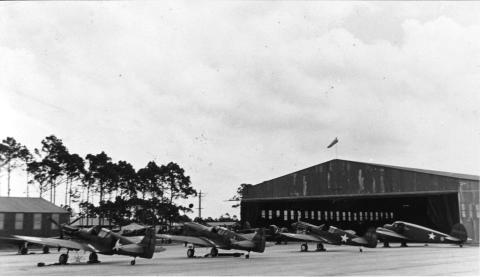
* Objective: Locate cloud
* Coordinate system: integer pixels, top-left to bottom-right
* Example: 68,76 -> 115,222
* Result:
1,2 -> 479,217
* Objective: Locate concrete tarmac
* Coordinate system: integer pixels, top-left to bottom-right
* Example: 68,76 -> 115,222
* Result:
1,243 -> 478,275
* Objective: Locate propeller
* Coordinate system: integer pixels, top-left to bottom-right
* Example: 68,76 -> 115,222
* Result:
49,216 -> 82,239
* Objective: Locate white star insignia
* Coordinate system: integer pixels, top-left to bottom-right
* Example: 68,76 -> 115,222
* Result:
341,234 -> 349,243
113,239 -> 121,251
428,233 -> 436,240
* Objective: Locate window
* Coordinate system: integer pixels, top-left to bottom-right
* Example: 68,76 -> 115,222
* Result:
284,210 -> 288,220
297,210 -> 301,219
336,211 -> 340,221
342,211 -> 346,221
390,212 -> 394,219
290,210 -> 294,220
348,211 -> 351,221
369,212 -> 373,221
15,213 -> 24,230
324,211 -> 328,220
359,212 -> 363,221
353,212 -> 357,221
261,210 -> 266,218
268,210 -> 272,219
0,213 -> 4,230
330,211 -> 334,220
318,211 -> 322,220
33,213 -> 42,230
51,214 -> 60,229
311,211 -> 315,219
276,210 -> 281,218
305,210 -> 309,219
375,212 -> 379,221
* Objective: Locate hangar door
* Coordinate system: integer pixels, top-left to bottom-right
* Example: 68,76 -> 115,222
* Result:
246,192 -> 460,236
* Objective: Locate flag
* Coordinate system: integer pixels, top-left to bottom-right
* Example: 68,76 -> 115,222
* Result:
327,137 -> 339,148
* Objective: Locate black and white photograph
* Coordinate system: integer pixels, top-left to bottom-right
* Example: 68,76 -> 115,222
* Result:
0,1 -> 479,275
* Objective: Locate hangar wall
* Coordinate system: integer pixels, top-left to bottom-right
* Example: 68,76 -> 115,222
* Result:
241,159 -> 479,243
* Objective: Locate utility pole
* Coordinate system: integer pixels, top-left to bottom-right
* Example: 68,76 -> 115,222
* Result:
198,191 -> 204,219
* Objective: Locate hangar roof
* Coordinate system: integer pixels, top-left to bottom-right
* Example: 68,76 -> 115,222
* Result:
0,197 -> 69,213
345,159 -> 479,181
261,159 -> 479,184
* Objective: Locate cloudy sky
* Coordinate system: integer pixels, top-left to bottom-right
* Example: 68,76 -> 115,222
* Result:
1,1 -> 479,218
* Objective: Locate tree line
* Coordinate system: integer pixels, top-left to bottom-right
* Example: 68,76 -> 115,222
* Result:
0,135 -> 197,226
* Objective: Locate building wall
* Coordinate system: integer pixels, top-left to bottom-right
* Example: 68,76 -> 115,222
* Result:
458,180 -> 480,243
244,160 -> 464,200
0,212 -> 69,237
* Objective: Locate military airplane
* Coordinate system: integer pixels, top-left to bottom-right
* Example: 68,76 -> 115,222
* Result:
376,221 -> 468,247
280,221 -> 378,252
157,222 -> 265,259
13,219 -> 161,265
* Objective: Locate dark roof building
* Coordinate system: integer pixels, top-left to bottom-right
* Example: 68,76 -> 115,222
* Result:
0,197 -> 69,237
241,159 -> 479,243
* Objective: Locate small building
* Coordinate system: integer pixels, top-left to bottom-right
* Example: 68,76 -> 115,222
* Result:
241,159 -> 479,243
0,197 -> 69,237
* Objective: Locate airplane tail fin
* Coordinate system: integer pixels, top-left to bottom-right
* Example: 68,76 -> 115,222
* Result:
252,228 -> 266,253
139,228 -> 156,259
363,227 -> 378,248
450,223 -> 468,242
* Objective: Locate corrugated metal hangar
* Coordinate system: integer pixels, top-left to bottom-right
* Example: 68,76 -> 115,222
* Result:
241,159 -> 479,243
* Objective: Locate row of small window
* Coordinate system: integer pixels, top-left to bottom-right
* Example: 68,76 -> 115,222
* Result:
0,213 -> 59,230
260,210 -> 394,221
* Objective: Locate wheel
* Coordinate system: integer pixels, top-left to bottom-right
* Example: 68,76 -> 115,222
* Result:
210,247 -> 218,257
187,248 -> 195,258
316,243 -> 326,252
20,247 -> 28,255
89,252 -> 98,263
460,244 -> 463,248
401,242 -> 408,247
359,248 -> 363,253
42,246 -> 50,254
383,242 -> 390,248
245,254 -> 250,259
300,243 -> 308,252
130,260 -> 135,266
59,253 -> 69,265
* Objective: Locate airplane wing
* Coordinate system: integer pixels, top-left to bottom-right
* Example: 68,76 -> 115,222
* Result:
375,228 -> 409,240
156,234 -> 216,247
280,232 -> 327,243
14,235 -> 97,252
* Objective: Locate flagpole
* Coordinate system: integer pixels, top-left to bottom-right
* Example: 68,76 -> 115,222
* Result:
335,143 -> 338,159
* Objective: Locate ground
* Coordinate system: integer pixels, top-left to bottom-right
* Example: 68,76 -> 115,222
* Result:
1,243 -> 478,275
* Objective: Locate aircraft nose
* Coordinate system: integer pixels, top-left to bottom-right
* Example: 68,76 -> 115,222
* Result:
383,224 -> 392,229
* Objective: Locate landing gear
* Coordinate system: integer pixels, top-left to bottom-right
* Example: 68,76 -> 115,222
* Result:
359,248 -> 363,253
401,242 -> 408,247
300,243 -> 308,252
130,258 -> 136,266
19,242 -> 28,255
210,247 -> 218,257
316,243 -> 326,252
187,248 -> 195,258
460,244 -> 463,248
88,252 -> 99,263
245,251 -> 250,259
383,242 -> 390,248
59,253 -> 69,265
42,245 -> 50,254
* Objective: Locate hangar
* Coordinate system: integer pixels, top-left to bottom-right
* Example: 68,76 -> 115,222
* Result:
241,159 -> 479,243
